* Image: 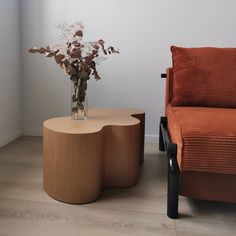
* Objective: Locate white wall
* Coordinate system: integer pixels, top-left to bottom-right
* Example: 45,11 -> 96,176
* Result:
21,0 -> 236,142
0,0 -> 21,147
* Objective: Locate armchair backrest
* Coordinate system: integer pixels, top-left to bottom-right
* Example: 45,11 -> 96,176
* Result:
167,46 -> 236,109
165,67 -> 173,114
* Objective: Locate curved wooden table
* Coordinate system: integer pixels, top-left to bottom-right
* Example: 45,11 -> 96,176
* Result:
43,108 -> 145,204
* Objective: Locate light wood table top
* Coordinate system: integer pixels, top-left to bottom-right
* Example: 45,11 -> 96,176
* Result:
44,108 -> 144,134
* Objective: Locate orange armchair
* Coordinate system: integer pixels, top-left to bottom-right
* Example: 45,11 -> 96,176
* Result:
159,46 -> 236,219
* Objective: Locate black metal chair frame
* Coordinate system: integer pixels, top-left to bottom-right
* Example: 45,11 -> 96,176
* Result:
159,73 -> 179,219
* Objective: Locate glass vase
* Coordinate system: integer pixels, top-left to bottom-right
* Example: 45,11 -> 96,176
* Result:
71,82 -> 88,120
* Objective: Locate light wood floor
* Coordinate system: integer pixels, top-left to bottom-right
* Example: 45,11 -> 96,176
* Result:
0,136 -> 235,236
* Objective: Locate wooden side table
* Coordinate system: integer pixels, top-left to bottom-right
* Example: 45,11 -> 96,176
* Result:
43,108 -> 145,204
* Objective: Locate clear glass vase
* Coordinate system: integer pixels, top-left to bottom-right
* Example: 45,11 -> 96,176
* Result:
71,82 -> 88,120
71,95 -> 88,120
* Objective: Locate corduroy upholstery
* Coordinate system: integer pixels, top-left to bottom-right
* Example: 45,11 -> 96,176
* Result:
179,171 -> 236,203
171,46 -> 236,107
167,104 -> 236,174
165,47 -> 236,203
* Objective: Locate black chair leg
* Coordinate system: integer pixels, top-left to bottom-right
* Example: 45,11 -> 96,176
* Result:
159,117 -> 167,151
159,116 -> 179,219
167,144 -> 179,219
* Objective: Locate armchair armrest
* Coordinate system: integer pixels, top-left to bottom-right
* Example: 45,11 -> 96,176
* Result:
161,73 -> 167,78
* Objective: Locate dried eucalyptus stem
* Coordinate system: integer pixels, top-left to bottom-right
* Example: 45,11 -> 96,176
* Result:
29,22 -> 119,117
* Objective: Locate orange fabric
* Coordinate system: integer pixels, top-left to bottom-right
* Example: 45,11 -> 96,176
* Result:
165,68 -> 173,115
167,104 -> 236,174
166,104 -> 183,168
179,171 -> 236,203
171,46 -> 236,108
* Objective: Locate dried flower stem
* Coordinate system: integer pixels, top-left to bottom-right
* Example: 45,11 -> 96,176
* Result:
29,22 -> 119,118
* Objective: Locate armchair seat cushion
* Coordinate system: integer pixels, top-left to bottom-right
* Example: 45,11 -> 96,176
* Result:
167,104 -> 236,174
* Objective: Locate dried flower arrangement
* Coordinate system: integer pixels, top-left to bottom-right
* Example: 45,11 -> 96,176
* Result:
29,22 -> 119,119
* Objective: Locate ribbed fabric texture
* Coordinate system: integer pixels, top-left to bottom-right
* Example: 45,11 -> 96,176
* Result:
171,46 -> 236,108
167,105 -> 236,174
183,134 -> 236,173
179,171 -> 236,203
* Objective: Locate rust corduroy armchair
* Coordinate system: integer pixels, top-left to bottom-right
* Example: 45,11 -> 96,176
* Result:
160,46 -> 236,219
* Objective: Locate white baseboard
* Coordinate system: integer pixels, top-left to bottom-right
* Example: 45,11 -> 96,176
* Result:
0,130 -> 22,148
22,128 -> 42,136
145,134 -> 159,143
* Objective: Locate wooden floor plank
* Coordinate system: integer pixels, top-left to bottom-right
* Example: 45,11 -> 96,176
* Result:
0,137 -> 235,235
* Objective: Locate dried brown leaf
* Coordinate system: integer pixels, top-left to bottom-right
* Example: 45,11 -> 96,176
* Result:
107,46 -> 120,54
45,52 -> 54,57
45,46 -> 51,52
54,54 -> 65,64
94,74 -> 101,80
98,39 -> 105,45
92,43 -> 100,50
39,47 -> 47,53
74,30 -> 83,37
28,47 -> 39,53
46,49 -> 59,57
91,60 -> 96,69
